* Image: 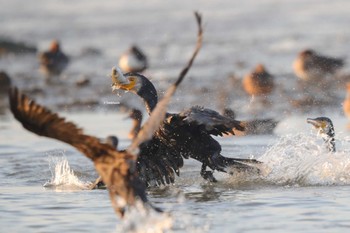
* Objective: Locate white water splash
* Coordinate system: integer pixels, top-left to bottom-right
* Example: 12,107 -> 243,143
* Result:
116,201 -> 173,233
259,133 -> 350,186
43,155 -> 92,190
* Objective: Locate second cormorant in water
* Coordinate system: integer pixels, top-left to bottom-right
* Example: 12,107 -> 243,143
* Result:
307,117 -> 336,152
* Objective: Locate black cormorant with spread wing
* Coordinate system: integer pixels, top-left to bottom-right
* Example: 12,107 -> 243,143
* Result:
112,73 -> 262,182
111,52 -> 262,182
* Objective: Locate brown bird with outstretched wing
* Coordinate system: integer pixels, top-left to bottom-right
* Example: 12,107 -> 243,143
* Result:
9,87 -> 147,217
9,12 -> 204,218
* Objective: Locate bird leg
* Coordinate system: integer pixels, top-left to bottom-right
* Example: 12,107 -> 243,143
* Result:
200,163 -> 217,182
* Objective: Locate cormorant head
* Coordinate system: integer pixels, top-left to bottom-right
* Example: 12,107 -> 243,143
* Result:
111,67 -> 142,93
307,117 -> 336,152
307,117 -> 334,136
111,68 -> 158,114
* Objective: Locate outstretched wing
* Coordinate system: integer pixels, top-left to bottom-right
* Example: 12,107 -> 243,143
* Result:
9,87 -> 111,160
9,87 -> 147,217
179,106 -> 245,136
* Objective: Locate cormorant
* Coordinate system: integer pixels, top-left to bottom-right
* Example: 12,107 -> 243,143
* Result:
112,72 -> 262,182
293,49 -> 344,82
118,45 -> 148,73
38,40 -> 69,79
112,41 -> 263,183
242,64 -> 274,98
307,117 -> 336,152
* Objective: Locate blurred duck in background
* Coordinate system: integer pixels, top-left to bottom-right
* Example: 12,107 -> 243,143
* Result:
38,40 -> 69,80
118,45 -> 148,73
242,64 -> 274,105
0,71 -> 12,111
0,71 -> 11,94
293,49 -> 344,82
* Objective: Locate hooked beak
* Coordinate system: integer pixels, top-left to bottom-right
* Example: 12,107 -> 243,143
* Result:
307,118 -> 326,134
306,118 -> 323,128
307,118 -> 322,128
111,67 -> 132,90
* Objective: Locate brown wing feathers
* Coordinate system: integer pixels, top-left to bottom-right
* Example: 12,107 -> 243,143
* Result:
9,87 -> 113,161
9,87 -> 148,217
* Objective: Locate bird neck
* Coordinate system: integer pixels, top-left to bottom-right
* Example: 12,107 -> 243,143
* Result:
321,130 -> 336,152
136,76 -> 158,115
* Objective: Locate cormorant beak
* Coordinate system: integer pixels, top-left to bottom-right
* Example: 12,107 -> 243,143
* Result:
112,79 -> 137,91
110,67 -> 133,91
307,118 -> 326,133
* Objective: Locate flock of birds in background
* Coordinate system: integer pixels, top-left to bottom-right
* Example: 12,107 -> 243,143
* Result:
0,12 -> 349,221
2,40 -> 349,130
1,37 -> 350,126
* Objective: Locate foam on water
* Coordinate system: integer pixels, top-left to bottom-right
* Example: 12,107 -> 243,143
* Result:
43,155 -> 92,190
259,133 -> 350,186
116,201 -> 173,233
